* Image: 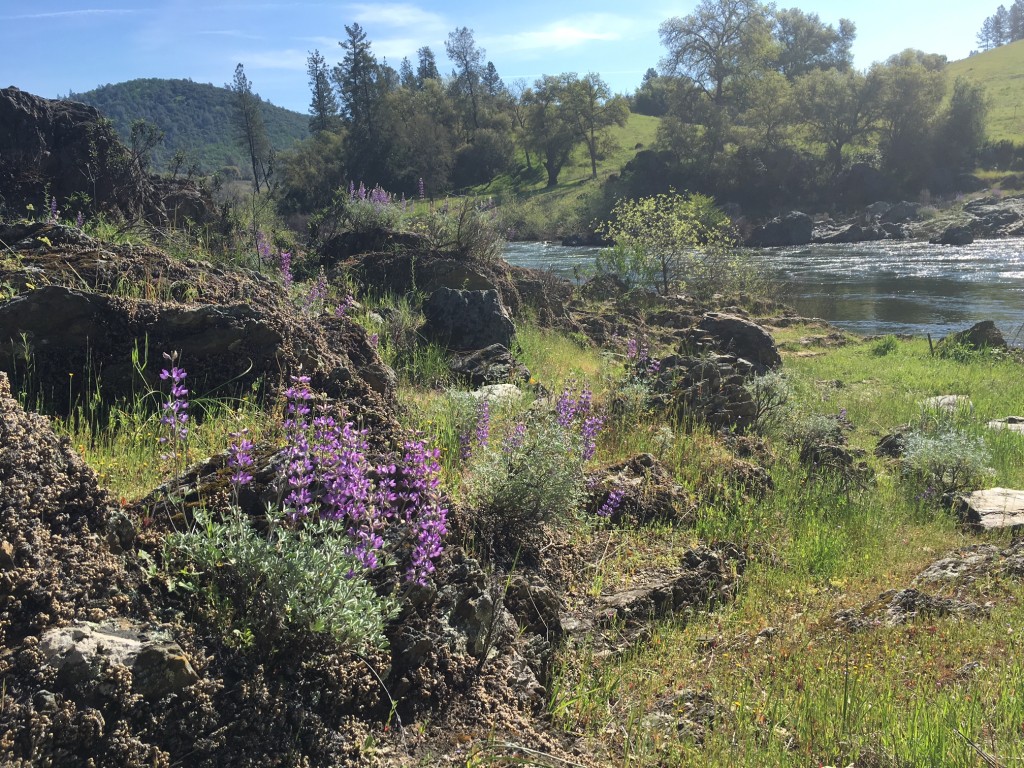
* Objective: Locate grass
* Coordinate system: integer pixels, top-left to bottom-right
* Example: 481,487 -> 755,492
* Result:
948,38 -> 1024,144
476,113 -> 661,239
28,253 -> 1024,766
547,329 -> 1024,767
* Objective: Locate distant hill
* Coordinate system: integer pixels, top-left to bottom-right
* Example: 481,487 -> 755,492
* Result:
948,40 -> 1024,144
71,78 -> 309,175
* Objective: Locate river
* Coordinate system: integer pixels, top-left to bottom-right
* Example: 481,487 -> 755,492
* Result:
503,239 -> 1024,343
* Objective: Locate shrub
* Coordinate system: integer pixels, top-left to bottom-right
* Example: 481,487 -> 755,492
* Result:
871,335 -> 900,356
902,428 -> 991,494
595,190 -> 760,299
408,196 -> 504,263
164,507 -> 395,654
744,370 -> 791,434
464,412 -> 587,557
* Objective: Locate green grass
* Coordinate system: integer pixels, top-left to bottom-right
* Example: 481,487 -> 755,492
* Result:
948,39 -> 1024,144
477,112 -> 661,239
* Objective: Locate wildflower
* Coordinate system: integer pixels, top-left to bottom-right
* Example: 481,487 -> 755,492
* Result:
279,251 -> 293,288
158,353 -> 189,444
227,430 -> 255,488
368,332 -> 379,349
75,210 -> 84,229
418,177 -> 425,201
334,294 -> 356,319
461,399 -> 491,460
303,266 -> 329,314
282,375 -> 314,518
392,439 -> 447,585
255,230 -> 273,267
626,338 -> 639,360
502,422 -> 527,453
48,196 -> 59,224
597,488 -> 624,518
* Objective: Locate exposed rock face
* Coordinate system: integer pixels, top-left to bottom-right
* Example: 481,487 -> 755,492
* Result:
748,211 -> 813,247
962,195 -> 1024,238
938,320 -> 1008,352
0,87 -> 213,225
450,343 -> 530,388
956,488 -> 1024,531
0,285 -> 395,417
689,312 -> 782,373
647,353 -> 759,431
880,201 -> 920,223
987,416 -> 1024,435
422,288 -> 515,351
930,224 -> 974,246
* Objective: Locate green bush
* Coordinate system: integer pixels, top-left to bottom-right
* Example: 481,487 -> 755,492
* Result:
409,196 -> 504,263
164,507 -> 396,654
464,412 -> 587,557
871,335 -> 900,356
902,428 -> 991,494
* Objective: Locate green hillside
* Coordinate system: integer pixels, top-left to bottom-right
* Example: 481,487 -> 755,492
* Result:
71,78 -> 309,175
948,40 -> 1024,143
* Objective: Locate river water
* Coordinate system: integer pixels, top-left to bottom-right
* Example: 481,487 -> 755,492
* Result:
503,239 -> 1024,342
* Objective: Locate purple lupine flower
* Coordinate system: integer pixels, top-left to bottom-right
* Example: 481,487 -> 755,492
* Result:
391,439 -> 447,585
357,181 -> 367,201
303,267 -> 329,314
256,230 -> 273,267
461,399 -> 491,460
580,413 -> 604,461
368,333 -> 379,349
48,196 -> 59,224
647,358 -> 661,375
348,180 -> 355,200
75,210 -> 84,229
597,488 -> 624,518
278,251 -> 293,288
502,422 -> 527,453
626,338 -> 639,360
158,353 -> 189,446
282,375 -> 315,518
334,294 -> 356,319
555,382 -> 604,460
227,430 -> 255,489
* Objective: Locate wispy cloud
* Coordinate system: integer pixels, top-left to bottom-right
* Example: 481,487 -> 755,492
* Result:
199,29 -> 265,40
347,2 -> 445,31
486,14 -> 635,55
0,8 -> 140,21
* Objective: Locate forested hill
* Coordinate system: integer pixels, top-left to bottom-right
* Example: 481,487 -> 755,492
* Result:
71,78 -> 308,175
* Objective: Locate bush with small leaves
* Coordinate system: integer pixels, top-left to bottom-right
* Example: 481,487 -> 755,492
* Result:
902,428 -> 991,495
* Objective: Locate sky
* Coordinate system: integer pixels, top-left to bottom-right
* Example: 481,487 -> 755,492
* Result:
0,1 -> 995,114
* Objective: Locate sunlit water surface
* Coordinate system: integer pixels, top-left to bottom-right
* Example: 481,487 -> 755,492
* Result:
502,239 -> 1024,342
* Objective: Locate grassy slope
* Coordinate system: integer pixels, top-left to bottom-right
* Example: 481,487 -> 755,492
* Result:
948,40 -> 1024,144
478,112 -> 660,238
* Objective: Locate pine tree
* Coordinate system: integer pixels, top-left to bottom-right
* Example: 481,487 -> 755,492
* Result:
228,63 -> 271,191
307,49 -> 340,133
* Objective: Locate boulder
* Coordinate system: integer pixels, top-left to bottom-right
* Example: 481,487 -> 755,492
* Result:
747,211 -> 813,247
422,288 -> 515,351
938,320 -> 1007,352
956,488 -> 1024,531
930,225 -> 973,246
987,416 -> 1024,435
880,201 -> 920,223
450,343 -> 530,388
585,453 -> 696,526
692,312 -> 782,372
40,621 -> 198,701
920,395 -> 973,414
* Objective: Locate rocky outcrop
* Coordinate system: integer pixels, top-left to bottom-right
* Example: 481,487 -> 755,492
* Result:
0,87 -> 214,226
956,488 -> 1024,531
650,353 -> 759,431
422,288 -> 515,351
814,222 -> 887,244
930,224 -> 973,246
0,285 -> 395,417
688,313 -> 782,373
585,453 -> 696,526
747,211 -> 813,247
449,343 -> 530,388
937,320 -> 1008,352
962,195 -> 1024,238
880,201 -> 920,223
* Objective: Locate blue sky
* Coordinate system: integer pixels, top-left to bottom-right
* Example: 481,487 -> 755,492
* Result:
1,1 -> 993,113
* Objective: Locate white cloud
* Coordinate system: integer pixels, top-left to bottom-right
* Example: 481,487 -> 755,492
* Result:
346,3 -> 446,31
485,14 -> 635,56
0,8 -> 140,21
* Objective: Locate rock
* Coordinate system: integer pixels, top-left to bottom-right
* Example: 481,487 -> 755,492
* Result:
504,576 -> 563,639
987,416 -> 1024,434
0,285 -> 396,417
956,488 -> 1024,531
747,211 -> 813,247
930,225 -> 973,246
875,426 -> 911,458
39,621 -> 198,701
470,383 -> 524,408
938,320 -> 1007,352
421,288 -> 515,351
880,201 -> 920,223
0,87 -> 213,226
864,201 -> 892,218
644,352 -> 759,431
585,453 -> 696,525
449,343 -> 530,388
691,313 -> 782,373
921,395 -> 973,414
